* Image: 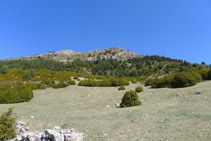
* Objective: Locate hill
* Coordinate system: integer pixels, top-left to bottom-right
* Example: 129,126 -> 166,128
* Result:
1,46 -> 205,78
7,47 -> 141,63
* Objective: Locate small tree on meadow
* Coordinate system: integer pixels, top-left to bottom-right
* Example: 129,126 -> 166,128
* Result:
118,86 -> 125,90
120,90 -> 141,108
0,108 -> 17,140
135,86 -> 143,93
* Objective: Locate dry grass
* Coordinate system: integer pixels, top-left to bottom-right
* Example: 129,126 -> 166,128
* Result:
1,81 -> 211,140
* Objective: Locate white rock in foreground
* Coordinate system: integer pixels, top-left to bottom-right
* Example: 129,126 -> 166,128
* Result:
10,121 -> 84,141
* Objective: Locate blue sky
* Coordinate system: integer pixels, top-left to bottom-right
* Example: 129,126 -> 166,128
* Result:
0,0 -> 211,64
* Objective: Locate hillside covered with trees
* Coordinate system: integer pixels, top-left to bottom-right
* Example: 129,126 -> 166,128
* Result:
0,53 -> 210,104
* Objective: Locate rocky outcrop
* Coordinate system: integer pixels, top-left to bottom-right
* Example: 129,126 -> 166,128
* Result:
54,50 -> 81,55
6,47 -> 142,63
97,54 -> 108,60
11,121 -> 84,141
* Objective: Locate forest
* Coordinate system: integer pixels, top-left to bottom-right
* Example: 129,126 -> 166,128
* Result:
0,55 -> 210,104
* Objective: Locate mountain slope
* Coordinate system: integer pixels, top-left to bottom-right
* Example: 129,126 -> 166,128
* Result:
7,47 -> 141,63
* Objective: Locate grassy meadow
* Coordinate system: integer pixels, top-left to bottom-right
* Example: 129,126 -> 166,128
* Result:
0,81 -> 211,140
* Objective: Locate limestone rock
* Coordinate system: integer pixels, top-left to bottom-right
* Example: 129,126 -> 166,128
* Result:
11,121 -> 84,141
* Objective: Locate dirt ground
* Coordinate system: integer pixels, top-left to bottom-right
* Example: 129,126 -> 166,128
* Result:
1,81 -> 211,141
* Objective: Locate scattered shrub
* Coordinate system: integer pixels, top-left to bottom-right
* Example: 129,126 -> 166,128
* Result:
0,108 -> 17,140
118,78 -> 130,86
118,86 -> 125,90
52,81 -> 68,89
145,76 -> 172,88
190,71 -> 202,83
120,90 -> 141,108
198,68 -> 209,80
23,70 -> 35,79
208,70 -> 211,80
111,79 -> 119,86
37,83 -> 46,89
78,78 -> 129,87
145,78 -> 155,87
0,65 -> 8,74
171,72 -> 197,88
131,79 -> 137,84
68,80 -> 76,85
146,71 -> 203,88
0,84 -> 33,104
154,75 -> 174,88
26,83 -> 38,90
135,86 -> 143,93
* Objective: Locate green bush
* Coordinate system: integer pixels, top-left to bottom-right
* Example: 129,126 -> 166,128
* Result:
111,79 -> 119,86
37,83 -> 46,89
0,65 -> 8,74
26,83 -> 38,90
0,108 -> 17,140
118,86 -> 125,90
135,86 -> 143,93
0,85 -> 33,104
52,81 -> 68,89
171,72 -> 197,88
78,78 -> 129,87
68,80 -> 76,85
131,79 -> 137,84
198,68 -> 209,80
23,70 -> 35,79
190,71 -> 202,83
118,78 -> 130,86
208,70 -> 211,80
120,90 -> 141,108
145,76 -> 172,88
154,75 -> 174,88
145,78 -> 155,87
145,71 -> 203,88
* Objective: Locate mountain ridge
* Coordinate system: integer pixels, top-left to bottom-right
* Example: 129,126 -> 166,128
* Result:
6,47 -> 142,63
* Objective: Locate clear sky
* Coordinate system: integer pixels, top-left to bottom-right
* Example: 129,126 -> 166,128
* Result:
0,0 -> 211,64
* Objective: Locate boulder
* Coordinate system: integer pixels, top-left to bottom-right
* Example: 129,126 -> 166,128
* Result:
65,133 -> 84,141
13,121 -> 84,141
54,126 -> 61,130
195,91 -> 202,95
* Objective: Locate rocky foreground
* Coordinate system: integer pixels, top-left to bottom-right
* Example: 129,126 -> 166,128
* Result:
10,121 -> 84,141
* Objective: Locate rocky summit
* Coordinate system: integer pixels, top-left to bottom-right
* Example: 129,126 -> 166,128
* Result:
7,47 -> 142,63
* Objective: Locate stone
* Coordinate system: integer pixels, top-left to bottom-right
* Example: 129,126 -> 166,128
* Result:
176,92 -> 180,97
55,135 -> 64,141
20,127 -> 26,133
25,127 -> 30,131
60,129 -> 65,134
195,91 -> 202,95
103,134 -> 108,138
15,135 -> 22,141
115,103 -> 120,107
14,121 -> 84,141
71,128 -> 75,133
65,133 -> 84,141
54,126 -> 61,130
17,121 -> 26,126
66,130 -> 71,134
106,105 -> 110,108
34,137 -> 40,141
